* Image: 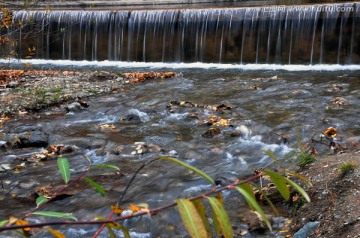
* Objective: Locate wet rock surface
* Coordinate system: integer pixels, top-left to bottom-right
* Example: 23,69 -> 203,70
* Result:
1,130 -> 49,149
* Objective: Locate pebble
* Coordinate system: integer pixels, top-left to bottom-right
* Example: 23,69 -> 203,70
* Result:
0,164 -> 13,171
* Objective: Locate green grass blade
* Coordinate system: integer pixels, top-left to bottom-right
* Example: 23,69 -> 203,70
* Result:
206,197 -> 233,238
32,211 -> 77,221
35,196 -> 49,207
284,177 -> 311,202
177,199 -> 209,238
159,156 -> 214,185
57,158 -> 70,184
263,169 -> 290,201
235,186 -> 272,231
91,164 -> 120,171
192,199 -> 212,237
84,177 -> 106,196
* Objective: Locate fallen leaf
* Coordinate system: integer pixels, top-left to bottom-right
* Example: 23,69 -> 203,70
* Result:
47,228 -> 65,238
100,124 -> 117,130
323,127 -> 337,138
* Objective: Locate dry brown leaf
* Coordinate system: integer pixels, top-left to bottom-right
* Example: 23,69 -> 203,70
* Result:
323,127 -> 337,138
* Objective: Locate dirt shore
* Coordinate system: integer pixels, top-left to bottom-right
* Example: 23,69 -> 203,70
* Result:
291,151 -> 360,238
0,69 -> 130,116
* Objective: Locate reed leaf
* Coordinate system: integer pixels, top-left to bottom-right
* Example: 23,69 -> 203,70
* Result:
159,156 -> 214,185
263,169 -> 290,201
32,211 -> 77,221
192,199 -> 212,237
284,177 -> 311,202
177,199 -> 208,238
206,197 -> 233,238
35,196 -> 48,207
57,158 -> 70,184
91,164 -> 120,171
282,169 -> 313,187
235,186 -> 272,231
84,177 -> 106,196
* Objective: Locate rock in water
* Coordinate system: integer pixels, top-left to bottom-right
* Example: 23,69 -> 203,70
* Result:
202,127 -> 221,138
19,131 -> 49,148
64,102 -> 82,112
292,221 -> 320,238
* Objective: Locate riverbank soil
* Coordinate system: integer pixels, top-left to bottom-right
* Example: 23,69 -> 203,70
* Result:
291,151 -> 360,238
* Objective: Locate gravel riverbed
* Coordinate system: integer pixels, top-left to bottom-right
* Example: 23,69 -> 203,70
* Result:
0,70 -> 128,116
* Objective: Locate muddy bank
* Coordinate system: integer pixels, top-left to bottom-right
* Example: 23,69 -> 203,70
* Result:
290,151 -> 360,238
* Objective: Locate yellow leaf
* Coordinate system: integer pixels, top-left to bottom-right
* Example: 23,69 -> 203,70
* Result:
111,205 -> 124,215
47,228 -> 65,238
129,203 -> 140,213
8,216 -> 18,225
108,222 -> 121,229
15,219 -> 30,232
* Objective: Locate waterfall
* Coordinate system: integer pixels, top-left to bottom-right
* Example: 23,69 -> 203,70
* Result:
10,3 -> 360,64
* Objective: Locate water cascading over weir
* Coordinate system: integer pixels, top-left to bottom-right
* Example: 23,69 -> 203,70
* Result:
10,2 -> 360,64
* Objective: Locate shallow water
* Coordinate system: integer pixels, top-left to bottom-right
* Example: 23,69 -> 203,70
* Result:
1,65 -> 360,237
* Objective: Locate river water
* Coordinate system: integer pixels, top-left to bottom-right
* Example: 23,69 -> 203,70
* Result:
1,63 -> 360,237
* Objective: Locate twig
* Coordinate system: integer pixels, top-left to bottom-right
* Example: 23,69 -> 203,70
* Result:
92,158 -> 160,238
119,158 -> 160,204
0,172 -> 263,232
14,156 -> 92,222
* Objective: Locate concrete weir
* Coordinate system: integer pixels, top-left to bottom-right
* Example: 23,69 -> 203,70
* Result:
1,0 -> 266,9
3,1 -> 360,64
2,0 -> 354,9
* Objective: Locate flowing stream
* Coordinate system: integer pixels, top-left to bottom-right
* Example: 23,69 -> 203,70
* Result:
1,65 -> 360,237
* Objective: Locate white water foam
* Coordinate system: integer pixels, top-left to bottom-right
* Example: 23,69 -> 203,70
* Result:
3,59 -> 360,71
128,109 -> 150,122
